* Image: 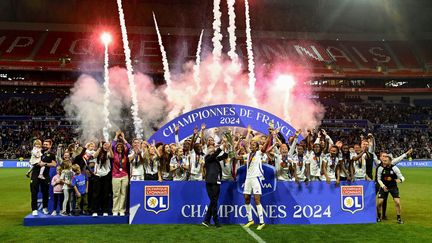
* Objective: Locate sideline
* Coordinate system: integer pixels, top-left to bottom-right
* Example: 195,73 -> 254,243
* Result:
240,224 -> 266,243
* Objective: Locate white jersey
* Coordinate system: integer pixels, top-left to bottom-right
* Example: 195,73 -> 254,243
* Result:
170,156 -> 189,181
219,157 -> 236,181
338,154 -> 353,178
129,150 -> 144,176
144,155 -> 159,176
354,153 -> 366,179
244,150 -> 265,179
308,153 -> 326,177
322,154 -> 338,181
291,154 -> 309,181
275,154 -> 291,181
188,151 -> 204,181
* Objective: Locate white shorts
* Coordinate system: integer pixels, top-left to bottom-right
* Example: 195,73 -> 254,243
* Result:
244,177 -> 262,195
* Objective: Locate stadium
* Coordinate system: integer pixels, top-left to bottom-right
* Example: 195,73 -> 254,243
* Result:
0,0 -> 431,242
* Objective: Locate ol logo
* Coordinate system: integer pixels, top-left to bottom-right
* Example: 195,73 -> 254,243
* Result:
341,185 -> 364,214
144,185 -> 169,214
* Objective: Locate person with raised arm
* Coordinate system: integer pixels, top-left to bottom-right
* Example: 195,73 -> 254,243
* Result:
201,138 -> 229,228
243,125 -> 272,231
111,131 -> 130,216
91,141 -> 113,217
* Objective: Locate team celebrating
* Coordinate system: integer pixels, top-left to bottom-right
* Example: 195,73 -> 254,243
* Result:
28,122 -> 412,228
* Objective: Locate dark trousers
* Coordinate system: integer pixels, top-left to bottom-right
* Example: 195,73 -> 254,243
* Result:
53,193 -> 64,212
92,174 -> 111,214
145,173 -> 158,181
30,178 -> 49,211
204,183 -> 220,224
87,176 -> 94,212
375,182 -> 388,216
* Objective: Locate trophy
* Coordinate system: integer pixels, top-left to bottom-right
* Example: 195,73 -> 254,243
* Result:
223,130 -> 235,158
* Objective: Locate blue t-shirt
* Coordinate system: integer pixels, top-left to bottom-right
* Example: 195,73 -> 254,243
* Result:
72,174 -> 87,195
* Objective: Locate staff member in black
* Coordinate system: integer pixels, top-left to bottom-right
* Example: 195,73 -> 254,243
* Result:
377,153 -> 406,224
30,139 -> 57,216
202,142 -> 228,228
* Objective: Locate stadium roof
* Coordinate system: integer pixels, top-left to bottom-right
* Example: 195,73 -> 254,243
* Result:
0,0 -> 431,35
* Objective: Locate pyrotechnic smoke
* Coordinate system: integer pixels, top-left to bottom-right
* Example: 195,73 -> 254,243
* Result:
192,29 -> 204,95
63,75 -> 106,143
183,29 -> 205,113
244,0 -> 258,107
102,43 -> 112,142
205,0 -> 224,103
212,0 -> 223,62
153,12 -> 186,119
153,12 -> 172,87
227,0 -> 238,62
261,70 -> 325,132
65,0 -> 325,143
116,0 -> 143,139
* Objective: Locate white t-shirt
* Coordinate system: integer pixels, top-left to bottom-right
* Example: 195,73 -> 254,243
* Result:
170,156 -> 189,181
189,151 -> 204,181
95,157 -> 111,177
219,158 -> 234,181
60,169 -> 74,190
244,150 -> 265,179
29,147 -> 42,165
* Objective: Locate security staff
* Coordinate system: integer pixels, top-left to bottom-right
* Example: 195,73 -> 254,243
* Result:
202,142 -> 228,228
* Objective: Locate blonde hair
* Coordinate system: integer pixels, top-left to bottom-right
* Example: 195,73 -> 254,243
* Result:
33,139 -> 42,147
85,142 -> 95,149
71,164 -> 81,173
61,160 -> 72,170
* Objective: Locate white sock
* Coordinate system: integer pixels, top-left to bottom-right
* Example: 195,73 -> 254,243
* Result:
256,204 -> 264,224
245,204 -> 253,222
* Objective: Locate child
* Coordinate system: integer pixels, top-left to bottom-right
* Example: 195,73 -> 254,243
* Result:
71,164 -> 88,216
26,139 -> 44,179
60,160 -> 74,216
50,166 -> 64,216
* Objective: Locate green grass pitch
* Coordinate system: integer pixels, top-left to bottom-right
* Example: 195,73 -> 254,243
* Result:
0,168 -> 431,242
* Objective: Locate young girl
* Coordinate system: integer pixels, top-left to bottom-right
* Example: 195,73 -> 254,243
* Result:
26,139 -> 45,179
51,166 -> 64,216
60,159 -> 74,216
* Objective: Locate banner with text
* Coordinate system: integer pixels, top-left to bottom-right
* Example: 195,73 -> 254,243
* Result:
129,180 -> 376,225
148,104 -> 301,144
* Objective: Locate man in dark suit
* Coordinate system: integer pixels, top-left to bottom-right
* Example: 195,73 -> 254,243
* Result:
202,142 -> 228,228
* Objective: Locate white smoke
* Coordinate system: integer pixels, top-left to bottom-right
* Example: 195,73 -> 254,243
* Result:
227,0 -> 238,62
102,44 -> 112,142
212,0 -> 223,61
64,0 -> 325,143
244,0 -> 258,107
63,75 -> 106,143
116,0 -> 143,138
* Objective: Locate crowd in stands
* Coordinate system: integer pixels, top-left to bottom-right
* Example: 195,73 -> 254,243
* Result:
0,96 -> 431,160
324,102 -> 432,125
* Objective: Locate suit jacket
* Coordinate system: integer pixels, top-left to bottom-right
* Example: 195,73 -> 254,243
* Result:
204,148 -> 228,184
